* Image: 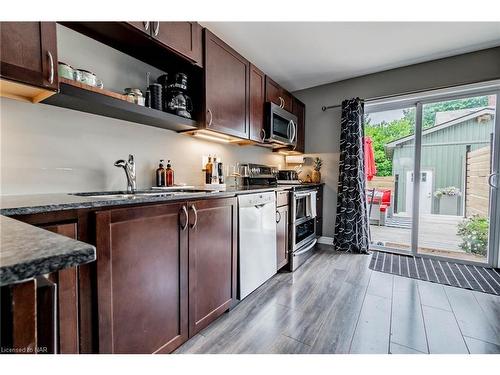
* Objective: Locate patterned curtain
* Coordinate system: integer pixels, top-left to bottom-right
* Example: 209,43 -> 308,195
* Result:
333,98 -> 370,254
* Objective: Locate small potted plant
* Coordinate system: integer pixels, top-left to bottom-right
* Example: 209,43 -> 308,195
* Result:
312,157 -> 323,183
434,186 -> 461,215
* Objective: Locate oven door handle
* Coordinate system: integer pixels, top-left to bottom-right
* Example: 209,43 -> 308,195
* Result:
293,238 -> 317,256
294,192 -> 313,198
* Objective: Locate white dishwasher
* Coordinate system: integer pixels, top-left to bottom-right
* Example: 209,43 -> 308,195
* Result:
238,192 -> 277,299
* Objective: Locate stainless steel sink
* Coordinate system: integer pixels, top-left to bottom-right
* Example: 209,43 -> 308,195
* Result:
71,189 -> 214,199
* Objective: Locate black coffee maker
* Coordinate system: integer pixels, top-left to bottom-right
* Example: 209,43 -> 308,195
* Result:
165,73 -> 193,119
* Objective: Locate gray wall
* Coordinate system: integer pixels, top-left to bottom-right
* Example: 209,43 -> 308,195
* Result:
293,47 -> 500,237
0,25 -> 284,195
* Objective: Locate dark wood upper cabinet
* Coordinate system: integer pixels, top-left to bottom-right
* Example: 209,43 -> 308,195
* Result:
265,76 -> 292,112
61,22 -> 203,70
188,197 -> 237,336
276,204 -> 289,270
292,97 -> 306,153
281,90 -> 293,112
151,22 -> 202,67
204,29 -> 249,139
0,22 -> 58,91
126,21 -> 150,35
125,22 -> 202,66
249,64 -> 266,143
95,203 -> 189,354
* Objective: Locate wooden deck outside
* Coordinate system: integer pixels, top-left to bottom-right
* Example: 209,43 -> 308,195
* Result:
370,214 -> 487,263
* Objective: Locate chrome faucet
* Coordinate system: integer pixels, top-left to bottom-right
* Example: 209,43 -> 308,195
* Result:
114,154 -> 137,193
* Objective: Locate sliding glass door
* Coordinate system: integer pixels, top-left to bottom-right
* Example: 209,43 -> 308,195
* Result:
367,88 -> 500,266
365,106 -> 416,254
414,92 -> 499,265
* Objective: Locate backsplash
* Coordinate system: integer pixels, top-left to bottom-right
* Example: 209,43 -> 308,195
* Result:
0,97 -> 283,195
0,25 -> 284,195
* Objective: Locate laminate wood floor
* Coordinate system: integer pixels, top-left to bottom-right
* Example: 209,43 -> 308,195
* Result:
175,244 -> 500,354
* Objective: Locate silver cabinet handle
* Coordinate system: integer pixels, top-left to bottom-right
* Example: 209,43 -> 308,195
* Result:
189,205 -> 198,229
47,51 -> 54,85
153,21 -> 160,36
143,21 -> 150,31
278,97 -> 284,108
207,108 -> 213,126
260,128 -> 266,142
180,205 -> 188,231
276,210 -> 281,223
488,172 -> 498,189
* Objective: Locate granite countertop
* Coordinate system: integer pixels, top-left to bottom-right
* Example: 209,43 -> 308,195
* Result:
0,215 -> 96,286
0,184 -> 322,216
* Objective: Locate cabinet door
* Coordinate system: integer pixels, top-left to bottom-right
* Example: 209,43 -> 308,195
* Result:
315,185 -> 323,218
249,64 -> 266,142
126,21 -> 151,35
265,76 -> 293,112
292,98 -> 306,153
205,29 -> 249,138
188,197 -> 237,336
95,203 -> 189,354
0,22 -> 58,90
276,205 -> 289,270
280,90 -> 293,112
152,22 -> 202,66
265,76 -> 282,107
43,223 -> 79,354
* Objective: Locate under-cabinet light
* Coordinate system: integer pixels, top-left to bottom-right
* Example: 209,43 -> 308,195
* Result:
192,132 -> 232,143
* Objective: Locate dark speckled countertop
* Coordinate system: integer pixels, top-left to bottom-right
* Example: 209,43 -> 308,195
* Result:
0,183 -> 322,286
0,184 -> 322,216
0,215 -> 96,286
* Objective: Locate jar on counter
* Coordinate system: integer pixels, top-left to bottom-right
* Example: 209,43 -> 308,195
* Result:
58,62 -> 75,80
74,69 -> 97,86
124,88 -> 145,106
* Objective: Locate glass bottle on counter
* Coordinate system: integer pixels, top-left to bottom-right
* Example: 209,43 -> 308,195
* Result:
218,161 -> 224,184
166,160 -> 174,187
212,156 -> 219,184
205,155 -> 213,184
156,160 -> 166,187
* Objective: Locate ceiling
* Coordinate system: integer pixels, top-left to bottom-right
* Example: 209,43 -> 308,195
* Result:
201,22 -> 500,92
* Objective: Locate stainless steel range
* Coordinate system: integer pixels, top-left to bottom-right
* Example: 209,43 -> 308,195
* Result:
289,187 -> 317,271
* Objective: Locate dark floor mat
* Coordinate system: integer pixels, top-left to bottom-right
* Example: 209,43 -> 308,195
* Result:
369,250 -> 500,295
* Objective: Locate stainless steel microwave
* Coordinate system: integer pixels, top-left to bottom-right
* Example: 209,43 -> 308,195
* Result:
265,102 -> 298,146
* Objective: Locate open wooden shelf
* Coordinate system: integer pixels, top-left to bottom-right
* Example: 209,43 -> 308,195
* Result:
42,80 -> 198,132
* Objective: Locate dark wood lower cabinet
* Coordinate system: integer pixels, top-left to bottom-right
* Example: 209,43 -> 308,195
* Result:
43,223 -> 80,354
4,197 -> 238,354
11,281 -> 37,353
188,198 -> 238,336
95,203 -> 189,354
276,205 -> 289,270
315,185 -> 324,236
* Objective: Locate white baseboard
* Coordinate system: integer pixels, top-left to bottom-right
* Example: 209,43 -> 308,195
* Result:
317,236 -> 334,245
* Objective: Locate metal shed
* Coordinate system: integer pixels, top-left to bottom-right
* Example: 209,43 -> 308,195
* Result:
386,107 -> 494,216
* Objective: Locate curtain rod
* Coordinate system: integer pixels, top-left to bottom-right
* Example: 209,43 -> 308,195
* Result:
320,79 -> 500,112
321,92 -> 405,111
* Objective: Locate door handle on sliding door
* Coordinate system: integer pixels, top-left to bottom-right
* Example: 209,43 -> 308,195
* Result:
488,172 -> 498,189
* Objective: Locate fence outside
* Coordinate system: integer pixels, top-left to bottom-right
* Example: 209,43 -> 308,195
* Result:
465,146 -> 491,217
